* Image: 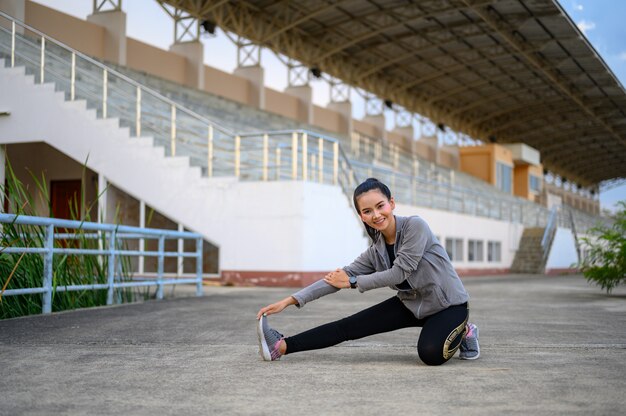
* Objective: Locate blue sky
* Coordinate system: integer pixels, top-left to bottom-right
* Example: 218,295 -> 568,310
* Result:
560,0 -> 626,86
558,0 -> 626,212
31,0 -> 626,212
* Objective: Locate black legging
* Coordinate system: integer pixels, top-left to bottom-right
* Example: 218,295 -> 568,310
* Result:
284,297 -> 469,366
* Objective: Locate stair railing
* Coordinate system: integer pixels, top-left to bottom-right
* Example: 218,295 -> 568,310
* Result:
0,12 -> 363,203
237,129 -> 361,217
0,10 -> 237,167
541,206 -> 558,264
567,207 -> 582,264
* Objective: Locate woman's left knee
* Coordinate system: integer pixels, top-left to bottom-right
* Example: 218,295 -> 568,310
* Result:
417,343 -> 448,366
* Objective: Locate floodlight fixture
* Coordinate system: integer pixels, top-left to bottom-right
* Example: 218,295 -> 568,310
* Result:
201,20 -> 216,35
310,67 -> 322,78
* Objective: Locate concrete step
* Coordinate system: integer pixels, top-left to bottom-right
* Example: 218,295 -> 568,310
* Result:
130,136 -> 155,147
511,226 -> 550,274
522,228 -> 546,237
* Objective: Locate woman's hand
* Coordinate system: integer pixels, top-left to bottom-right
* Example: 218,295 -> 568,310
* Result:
323,268 -> 350,289
256,296 -> 297,320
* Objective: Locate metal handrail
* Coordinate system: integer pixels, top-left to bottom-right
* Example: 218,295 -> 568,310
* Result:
540,205 -> 558,269
0,213 -> 205,314
566,207 -> 582,263
0,10 -> 235,136
0,15 -> 359,190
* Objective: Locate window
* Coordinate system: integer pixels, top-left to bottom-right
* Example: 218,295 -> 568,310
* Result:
445,238 -> 464,262
529,175 -> 542,193
496,162 -> 512,194
487,241 -> 502,262
468,240 -> 484,262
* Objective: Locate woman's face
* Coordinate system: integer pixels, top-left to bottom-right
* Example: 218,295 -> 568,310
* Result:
356,189 -> 396,234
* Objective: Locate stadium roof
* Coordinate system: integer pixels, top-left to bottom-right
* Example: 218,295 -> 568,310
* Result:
161,0 -> 626,187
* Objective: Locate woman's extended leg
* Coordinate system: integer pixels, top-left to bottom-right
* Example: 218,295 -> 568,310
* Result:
416,303 -> 469,366
284,296 -> 419,354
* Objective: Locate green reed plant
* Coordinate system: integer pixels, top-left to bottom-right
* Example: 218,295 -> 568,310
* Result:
0,160 -> 136,319
579,201 -> 626,294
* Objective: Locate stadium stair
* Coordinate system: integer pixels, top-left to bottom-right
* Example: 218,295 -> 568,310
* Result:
0,59 -> 218,240
510,227 -> 552,273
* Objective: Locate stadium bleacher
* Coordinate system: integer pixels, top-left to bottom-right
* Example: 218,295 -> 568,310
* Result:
1,19 -> 606,234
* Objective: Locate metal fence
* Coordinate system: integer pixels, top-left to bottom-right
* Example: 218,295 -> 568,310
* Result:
0,213 -> 204,314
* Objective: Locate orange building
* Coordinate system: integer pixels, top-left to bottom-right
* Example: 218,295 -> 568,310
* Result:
504,144 -> 543,202
459,143 -> 543,202
459,144 -> 514,194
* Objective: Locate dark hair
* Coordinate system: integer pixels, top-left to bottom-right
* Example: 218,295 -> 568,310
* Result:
353,178 -> 392,242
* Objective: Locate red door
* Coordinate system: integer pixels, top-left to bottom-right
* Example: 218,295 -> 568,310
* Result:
51,180 -> 82,248
51,180 -> 82,220
3,178 -> 8,213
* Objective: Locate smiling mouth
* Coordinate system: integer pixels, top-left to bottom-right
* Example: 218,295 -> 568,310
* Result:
373,218 -> 385,225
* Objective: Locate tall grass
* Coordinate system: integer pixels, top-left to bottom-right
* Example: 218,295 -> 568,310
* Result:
0,160 -> 135,319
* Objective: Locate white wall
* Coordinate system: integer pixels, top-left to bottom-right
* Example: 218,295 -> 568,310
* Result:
545,227 -> 579,269
301,182 -> 368,269
395,203 -> 524,269
194,180 -> 367,271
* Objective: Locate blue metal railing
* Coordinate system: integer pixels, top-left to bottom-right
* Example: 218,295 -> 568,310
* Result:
0,213 -> 204,314
541,206 -> 558,261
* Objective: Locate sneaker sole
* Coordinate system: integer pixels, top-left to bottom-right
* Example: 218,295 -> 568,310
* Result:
256,315 -> 272,361
460,326 -> 480,360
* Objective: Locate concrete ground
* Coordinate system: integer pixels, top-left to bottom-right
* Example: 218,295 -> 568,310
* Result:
1,274 -> 625,415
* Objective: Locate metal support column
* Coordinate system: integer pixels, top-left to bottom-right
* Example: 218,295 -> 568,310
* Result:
42,224 -> 54,314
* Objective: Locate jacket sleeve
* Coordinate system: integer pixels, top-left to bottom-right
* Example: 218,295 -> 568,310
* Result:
357,217 -> 429,292
291,279 -> 340,308
343,246 -> 377,277
291,246 -> 376,308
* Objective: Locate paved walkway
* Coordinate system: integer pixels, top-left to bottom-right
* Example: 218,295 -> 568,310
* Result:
1,274 -> 625,415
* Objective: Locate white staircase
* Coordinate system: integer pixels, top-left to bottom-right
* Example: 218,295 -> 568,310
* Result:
0,60 -> 368,274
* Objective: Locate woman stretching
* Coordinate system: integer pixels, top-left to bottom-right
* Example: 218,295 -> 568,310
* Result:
256,178 -> 480,365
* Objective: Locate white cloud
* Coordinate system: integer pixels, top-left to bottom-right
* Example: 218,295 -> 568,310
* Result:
577,20 -> 596,34
619,52 -> 626,61
573,2 -> 583,11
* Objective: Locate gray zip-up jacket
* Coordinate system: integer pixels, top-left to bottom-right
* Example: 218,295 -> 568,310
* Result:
291,215 -> 469,319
